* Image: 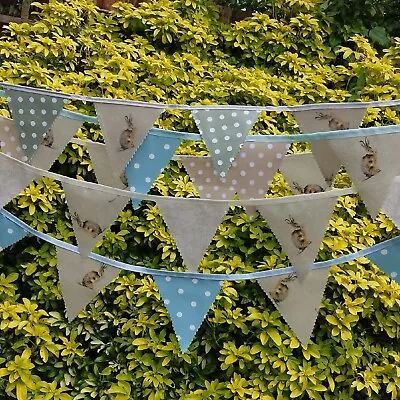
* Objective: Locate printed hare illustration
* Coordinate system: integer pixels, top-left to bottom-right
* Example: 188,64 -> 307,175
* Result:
269,272 -> 297,303
80,263 -> 107,289
315,112 -> 350,130
360,138 -> 380,179
120,115 -> 135,151
285,216 -> 311,253
72,212 -> 103,238
292,174 -> 334,194
41,129 -> 54,148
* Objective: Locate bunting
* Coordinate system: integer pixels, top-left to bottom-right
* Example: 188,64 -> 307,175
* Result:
154,275 -> 222,352
56,248 -> 120,321
85,141 -> 126,189
157,198 -> 228,272
62,183 -> 129,256
0,153 -> 38,209
125,134 -> 181,208
0,213 -> 28,251
328,133 -> 400,217
182,141 -> 290,216
257,267 -> 330,344
279,152 -> 332,194
192,109 -> 259,176
367,238 -> 400,284
258,195 -> 338,280
0,116 -> 24,161
292,108 -> 366,183
95,103 -> 164,176
29,116 -> 83,170
292,108 -> 366,133
5,88 -> 65,160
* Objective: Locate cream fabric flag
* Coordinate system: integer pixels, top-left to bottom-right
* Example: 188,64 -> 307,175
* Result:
0,153 -> 38,209
29,116 -> 83,170
258,195 -> 338,280
292,108 -> 366,133
279,152 -> 331,195
95,103 -> 163,176
382,176 -> 400,229
328,133 -> 400,218
182,141 -> 290,216
62,182 -> 129,256
57,248 -> 120,321
85,141 -> 127,189
257,267 -> 330,344
157,198 -> 228,272
292,108 -> 366,183
0,116 -> 24,161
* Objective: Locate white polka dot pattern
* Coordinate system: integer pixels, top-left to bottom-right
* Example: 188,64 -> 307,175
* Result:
5,89 -> 65,160
192,109 -> 260,175
0,116 -> 24,162
0,214 -> 28,251
182,142 -> 289,215
368,241 -> 400,284
153,275 -> 222,353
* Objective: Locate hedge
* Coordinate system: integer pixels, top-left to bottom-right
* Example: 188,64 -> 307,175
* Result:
0,1 -> 399,399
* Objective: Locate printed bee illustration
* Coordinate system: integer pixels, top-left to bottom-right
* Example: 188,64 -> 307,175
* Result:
41,129 -> 54,148
80,263 -> 107,289
72,212 -> 103,238
120,115 -> 135,151
360,138 -> 381,179
269,272 -> 297,303
120,171 -> 128,187
315,112 -> 350,130
285,216 -> 311,253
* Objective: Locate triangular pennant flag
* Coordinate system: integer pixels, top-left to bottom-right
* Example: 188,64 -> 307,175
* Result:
95,103 -> 163,176
125,134 -> 182,208
0,153 -> 38,209
257,267 -> 330,344
367,238 -> 400,284
56,248 -> 120,321
0,116 -> 24,162
309,140 -> 342,185
154,275 -> 221,352
327,133 -> 400,218
383,176 -> 400,229
279,152 -> 331,194
192,109 -> 260,176
258,195 -> 338,280
29,116 -> 83,170
292,108 -> 366,133
86,141 -> 126,189
6,89 -> 65,160
62,183 -> 129,256
0,213 -> 28,251
157,198 -> 228,272
182,141 -> 290,216
292,108 -> 366,183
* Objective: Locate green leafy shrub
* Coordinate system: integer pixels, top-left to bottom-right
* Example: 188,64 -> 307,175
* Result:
0,1 -> 399,399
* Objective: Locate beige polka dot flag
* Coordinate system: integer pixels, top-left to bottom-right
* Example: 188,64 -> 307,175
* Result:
182,141 -> 290,216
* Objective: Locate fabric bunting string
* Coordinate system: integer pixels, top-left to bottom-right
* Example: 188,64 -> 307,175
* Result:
1,82 -> 400,351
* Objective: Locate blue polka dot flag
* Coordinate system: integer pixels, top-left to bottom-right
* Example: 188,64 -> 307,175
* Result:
367,237 -> 400,284
154,275 -> 222,353
125,134 -> 181,208
192,109 -> 260,176
5,88 -> 66,160
0,213 -> 28,251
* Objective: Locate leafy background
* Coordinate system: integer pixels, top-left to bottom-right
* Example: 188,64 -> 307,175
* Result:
0,0 -> 399,399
